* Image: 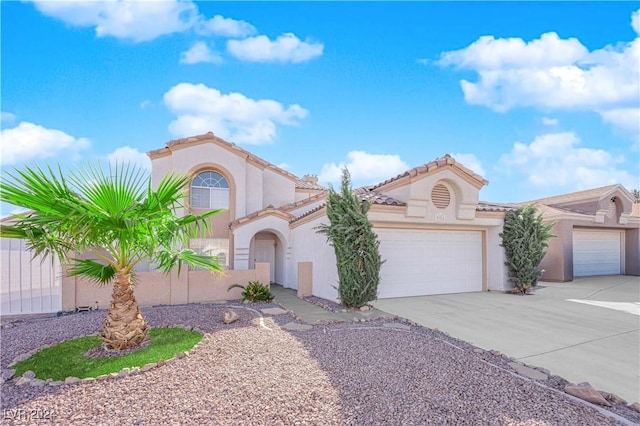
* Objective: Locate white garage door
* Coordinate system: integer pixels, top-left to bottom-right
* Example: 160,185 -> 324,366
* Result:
376,229 -> 483,298
573,230 -> 622,277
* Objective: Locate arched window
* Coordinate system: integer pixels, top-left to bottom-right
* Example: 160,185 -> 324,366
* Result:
190,171 -> 230,209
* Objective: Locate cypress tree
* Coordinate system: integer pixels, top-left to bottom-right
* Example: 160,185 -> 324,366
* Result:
316,169 -> 383,307
499,205 -> 555,294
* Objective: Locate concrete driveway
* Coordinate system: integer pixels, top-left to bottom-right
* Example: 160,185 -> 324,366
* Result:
372,275 -> 640,403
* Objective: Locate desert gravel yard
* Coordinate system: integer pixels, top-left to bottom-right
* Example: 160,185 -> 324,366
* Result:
0,304 -> 634,425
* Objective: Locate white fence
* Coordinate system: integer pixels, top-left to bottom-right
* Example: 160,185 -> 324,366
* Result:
1,238 -> 62,315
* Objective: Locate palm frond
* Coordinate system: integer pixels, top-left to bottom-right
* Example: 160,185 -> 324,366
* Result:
68,259 -> 117,285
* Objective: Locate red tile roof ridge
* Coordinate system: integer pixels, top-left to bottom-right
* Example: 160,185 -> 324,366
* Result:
369,154 -> 488,191
156,132 -> 316,187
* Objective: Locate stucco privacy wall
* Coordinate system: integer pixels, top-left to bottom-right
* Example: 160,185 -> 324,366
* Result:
290,214 -> 340,301
61,263 -> 270,311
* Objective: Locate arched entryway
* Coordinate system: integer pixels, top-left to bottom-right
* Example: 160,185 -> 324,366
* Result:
249,231 -> 285,284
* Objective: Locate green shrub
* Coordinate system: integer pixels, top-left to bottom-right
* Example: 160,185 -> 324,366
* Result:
315,168 -> 383,308
499,205 -> 555,294
228,281 -> 274,302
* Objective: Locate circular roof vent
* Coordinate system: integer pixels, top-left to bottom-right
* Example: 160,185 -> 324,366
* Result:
431,184 -> 451,209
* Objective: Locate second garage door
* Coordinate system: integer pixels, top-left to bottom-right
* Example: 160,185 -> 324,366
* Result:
376,229 -> 483,298
573,229 -> 622,277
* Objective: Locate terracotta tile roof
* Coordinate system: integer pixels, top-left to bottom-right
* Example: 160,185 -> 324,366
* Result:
476,202 -> 517,212
290,203 -> 326,224
151,132 -> 323,190
369,154 -> 488,191
280,191 -> 328,212
295,179 -> 325,190
229,206 -> 295,229
289,188 -> 407,224
355,187 -> 407,206
518,184 -> 621,206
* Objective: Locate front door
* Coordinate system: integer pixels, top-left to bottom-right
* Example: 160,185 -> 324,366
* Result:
254,240 -> 275,283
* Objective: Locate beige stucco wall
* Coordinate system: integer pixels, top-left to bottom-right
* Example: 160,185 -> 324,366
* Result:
290,216 -> 339,301
61,263 -> 270,311
263,169 -> 296,208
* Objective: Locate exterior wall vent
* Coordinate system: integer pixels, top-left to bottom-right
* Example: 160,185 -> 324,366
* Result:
431,183 -> 451,209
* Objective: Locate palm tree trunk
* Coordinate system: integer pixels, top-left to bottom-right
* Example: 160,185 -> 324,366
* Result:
102,271 -> 149,350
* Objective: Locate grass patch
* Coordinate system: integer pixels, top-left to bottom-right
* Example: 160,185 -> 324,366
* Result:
13,327 -> 202,381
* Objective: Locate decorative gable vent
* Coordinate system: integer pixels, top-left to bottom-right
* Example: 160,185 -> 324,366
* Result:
431,183 -> 451,209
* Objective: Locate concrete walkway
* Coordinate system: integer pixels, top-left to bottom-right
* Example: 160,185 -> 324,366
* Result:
372,276 -> 640,403
269,284 -> 387,324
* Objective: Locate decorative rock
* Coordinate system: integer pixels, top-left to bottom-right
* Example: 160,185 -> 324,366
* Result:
382,323 -> 411,330
141,363 -> 156,372
260,307 -> 288,316
507,362 -> 548,381
82,377 -> 96,382
96,374 -> 109,381
109,373 -> 119,378
64,377 -> 81,384
157,359 -> 166,367
48,381 -> 64,387
23,370 -> 36,379
222,310 -> 239,324
30,378 -> 46,387
601,392 -> 627,405
176,352 -> 186,359
118,368 -> 130,377
360,306 -> 371,311
12,353 -> 31,364
473,348 -> 484,354
15,376 -> 32,386
628,402 -> 640,413
281,322 -> 313,331
564,382 -> 611,406
2,369 -> 16,381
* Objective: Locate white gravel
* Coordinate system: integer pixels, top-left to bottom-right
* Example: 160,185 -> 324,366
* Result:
0,304 -> 631,425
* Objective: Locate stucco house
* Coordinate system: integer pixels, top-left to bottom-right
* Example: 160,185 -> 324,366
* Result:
2,131 -> 639,315
522,185 -> 640,282
149,132 -> 516,301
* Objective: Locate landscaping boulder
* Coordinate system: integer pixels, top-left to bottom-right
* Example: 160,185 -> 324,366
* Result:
223,310 -> 239,324
564,382 -> 610,406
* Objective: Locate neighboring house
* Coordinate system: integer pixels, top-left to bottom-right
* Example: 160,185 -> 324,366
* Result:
149,132 -> 512,301
521,185 -> 640,282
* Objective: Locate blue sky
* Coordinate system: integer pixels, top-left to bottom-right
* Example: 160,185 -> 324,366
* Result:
2,1 -> 639,214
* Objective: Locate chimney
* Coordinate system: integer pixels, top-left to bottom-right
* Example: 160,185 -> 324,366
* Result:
303,174 -> 318,184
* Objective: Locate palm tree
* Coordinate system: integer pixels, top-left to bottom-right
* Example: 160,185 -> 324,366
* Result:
0,163 -> 222,350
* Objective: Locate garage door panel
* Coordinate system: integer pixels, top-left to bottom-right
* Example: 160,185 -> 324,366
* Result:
377,229 -> 482,298
573,230 -> 622,277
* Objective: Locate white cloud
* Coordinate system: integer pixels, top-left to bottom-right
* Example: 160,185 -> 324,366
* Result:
196,14 -> 256,38
632,9 -> 640,35
180,41 -> 222,64
600,108 -> 640,144
0,122 -> 90,166
31,0 -> 198,42
1,112 -> 16,124
106,146 -> 151,170
318,151 -> 409,186
498,132 -> 637,191
542,117 -> 559,126
449,153 -> 486,177
227,33 -> 323,63
163,83 -> 308,144
438,10 -> 640,138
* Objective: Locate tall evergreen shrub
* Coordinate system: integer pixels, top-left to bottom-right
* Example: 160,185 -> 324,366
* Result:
499,205 -> 555,294
316,169 -> 383,307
